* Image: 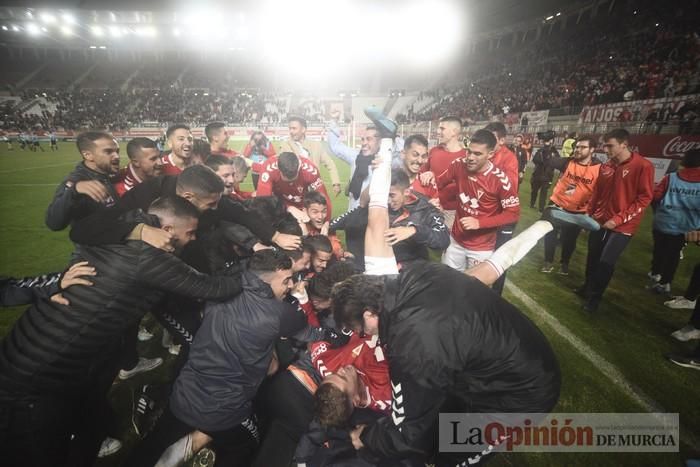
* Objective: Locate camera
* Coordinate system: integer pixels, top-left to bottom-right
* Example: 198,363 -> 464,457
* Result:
536,130 -> 555,141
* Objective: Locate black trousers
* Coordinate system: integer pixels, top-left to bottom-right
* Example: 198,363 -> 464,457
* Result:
544,224 -> 582,265
252,172 -> 260,190
127,407 -> 258,467
0,347 -> 122,467
650,230 -> 686,285
530,180 -> 551,212
253,370 -> 315,467
583,229 -> 632,303
492,223 -> 517,295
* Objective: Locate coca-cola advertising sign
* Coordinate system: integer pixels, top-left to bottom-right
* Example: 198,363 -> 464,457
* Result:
629,135 -> 700,159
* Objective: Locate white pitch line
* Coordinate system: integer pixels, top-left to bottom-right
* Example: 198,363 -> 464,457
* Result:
505,279 -> 700,451
0,162 -> 77,174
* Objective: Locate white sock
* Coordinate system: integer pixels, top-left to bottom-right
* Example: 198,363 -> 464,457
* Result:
155,433 -> 193,467
368,138 -> 394,208
486,220 -> 554,276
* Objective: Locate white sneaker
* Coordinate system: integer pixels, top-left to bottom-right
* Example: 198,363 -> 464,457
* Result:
138,326 -> 154,341
97,437 -> 122,458
168,344 -> 182,356
664,296 -> 697,310
671,325 -> 700,342
647,272 -> 661,282
119,357 -> 163,380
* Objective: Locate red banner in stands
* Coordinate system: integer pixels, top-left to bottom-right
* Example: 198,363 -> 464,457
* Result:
578,94 -> 698,124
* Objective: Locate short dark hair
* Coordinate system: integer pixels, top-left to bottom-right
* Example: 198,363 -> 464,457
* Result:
278,152 -> 300,180
176,165 -> 225,196
404,134 -> 429,150
603,128 -> 630,144
231,156 -> 249,174
147,195 -> 200,221
303,190 -> 327,208
304,235 -> 332,255
192,140 -> 211,160
166,123 -> 190,140
248,249 -> 292,276
205,154 -> 233,172
470,129 -> 497,151
126,137 -> 158,160
390,169 -> 410,190
288,116 -> 307,128
682,149 -> 700,168
483,122 -> 507,139
284,242 -> 312,261
204,122 -> 226,141
315,382 -> 352,428
76,131 -> 113,155
440,116 -> 463,129
576,135 -> 596,149
331,275 -> 384,330
276,214 -> 303,237
308,262 -> 356,300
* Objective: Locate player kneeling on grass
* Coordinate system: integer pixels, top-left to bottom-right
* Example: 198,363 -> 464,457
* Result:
323,135 -> 561,466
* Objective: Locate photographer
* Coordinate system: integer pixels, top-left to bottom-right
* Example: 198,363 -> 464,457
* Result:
243,130 -> 276,189
530,131 -> 560,212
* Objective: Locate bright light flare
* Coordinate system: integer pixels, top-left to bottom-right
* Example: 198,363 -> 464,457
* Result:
109,25 -> 122,37
62,13 -> 76,24
26,23 -> 40,35
60,26 -> 73,36
40,13 -> 56,24
91,25 -> 104,37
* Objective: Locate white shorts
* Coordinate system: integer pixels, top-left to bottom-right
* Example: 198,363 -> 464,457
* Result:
442,236 -> 493,271
364,256 -> 399,276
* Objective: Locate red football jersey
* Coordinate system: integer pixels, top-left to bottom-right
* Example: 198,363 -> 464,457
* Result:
211,148 -> 240,158
425,146 -> 466,210
256,157 -> 331,219
114,163 -> 143,197
491,145 -> 520,190
310,333 -> 392,414
410,176 -> 438,200
437,160 -> 520,251
160,152 -> 183,176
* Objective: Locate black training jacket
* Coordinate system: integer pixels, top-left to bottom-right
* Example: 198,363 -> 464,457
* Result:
169,270 -> 306,432
359,262 -> 561,463
0,241 -> 242,398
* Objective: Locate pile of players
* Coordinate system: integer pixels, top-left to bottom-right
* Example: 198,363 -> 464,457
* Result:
0,109 -> 697,467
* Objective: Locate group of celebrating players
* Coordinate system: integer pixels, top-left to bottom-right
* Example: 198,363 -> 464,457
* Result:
0,106 -> 698,467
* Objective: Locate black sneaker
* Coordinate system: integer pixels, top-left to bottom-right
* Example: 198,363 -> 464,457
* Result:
132,384 -> 166,437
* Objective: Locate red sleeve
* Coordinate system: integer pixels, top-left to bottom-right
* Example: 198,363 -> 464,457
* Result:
264,144 -> 277,158
653,175 -> 669,203
299,300 -> 320,327
256,163 -> 274,197
478,172 -> 521,229
242,143 -> 253,157
436,160 -> 457,190
610,161 -> 654,228
114,182 -> 126,198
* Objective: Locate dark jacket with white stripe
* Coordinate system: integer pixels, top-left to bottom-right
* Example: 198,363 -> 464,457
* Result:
0,241 -> 242,399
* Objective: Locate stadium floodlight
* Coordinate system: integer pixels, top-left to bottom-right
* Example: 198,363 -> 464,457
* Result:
11,25 -> 19,32
26,11 -> 33,19
92,25 -> 104,37
60,26 -> 73,36
99,45 -> 106,49
41,27 -> 48,32
40,13 -> 56,24
545,15 -> 554,21
109,25 -> 121,37
26,23 -> 40,36
135,26 -> 157,37
89,45 -> 97,49
62,13 -> 76,24
556,12 -> 561,17
1,26 -> 7,31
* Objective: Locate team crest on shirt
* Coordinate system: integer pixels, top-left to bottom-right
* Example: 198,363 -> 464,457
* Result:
261,172 -> 270,183
623,169 -> 630,178
297,186 -> 304,193
459,193 -> 480,210
477,189 -> 484,199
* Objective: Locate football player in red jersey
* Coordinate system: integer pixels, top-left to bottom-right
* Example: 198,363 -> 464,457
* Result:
256,152 -> 332,223
438,129 -> 520,270
161,124 -> 194,175
114,137 -> 163,197
399,134 -> 438,202
204,121 -> 239,158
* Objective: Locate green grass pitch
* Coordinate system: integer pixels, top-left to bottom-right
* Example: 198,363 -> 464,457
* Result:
0,140 -> 698,466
